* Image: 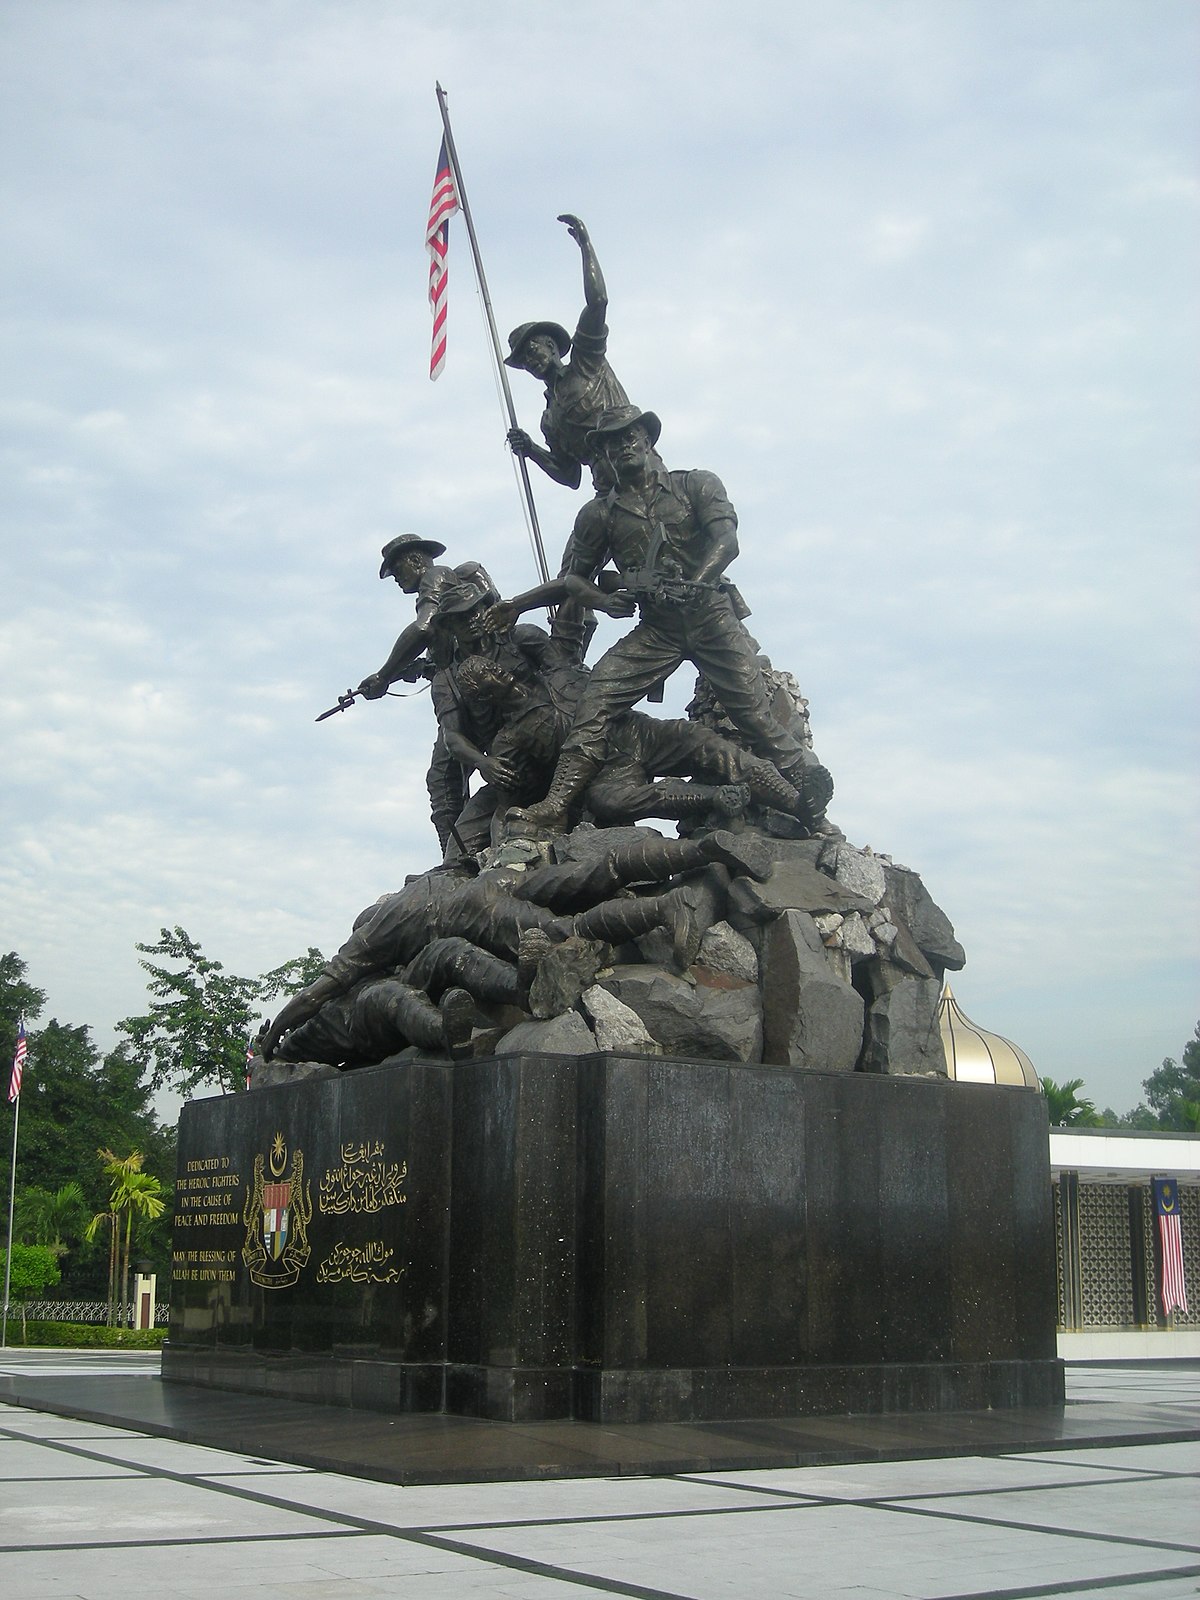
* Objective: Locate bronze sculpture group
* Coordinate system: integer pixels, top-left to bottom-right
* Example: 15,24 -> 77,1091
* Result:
356,217 -> 833,855
257,218 -> 963,1078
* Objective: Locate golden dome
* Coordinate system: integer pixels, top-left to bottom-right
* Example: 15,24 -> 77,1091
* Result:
938,984 -> 1039,1088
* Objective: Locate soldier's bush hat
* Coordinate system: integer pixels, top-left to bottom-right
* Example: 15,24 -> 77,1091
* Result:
585,405 -> 662,448
378,533 -> 447,578
503,321 -> 572,367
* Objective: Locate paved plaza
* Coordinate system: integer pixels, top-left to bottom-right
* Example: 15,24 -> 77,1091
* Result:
0,1352 -> 1197,1599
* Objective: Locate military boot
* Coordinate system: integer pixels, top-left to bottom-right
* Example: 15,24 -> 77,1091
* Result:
741,760 -> 801,814
510,751 -> 599,832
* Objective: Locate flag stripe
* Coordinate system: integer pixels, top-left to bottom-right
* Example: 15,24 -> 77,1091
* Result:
1153,1177 -> 1189,1316
8,1017 -> 25,1102
426,136 -> 460,381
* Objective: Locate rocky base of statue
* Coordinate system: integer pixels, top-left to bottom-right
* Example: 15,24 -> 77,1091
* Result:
250,821 -> 965,1089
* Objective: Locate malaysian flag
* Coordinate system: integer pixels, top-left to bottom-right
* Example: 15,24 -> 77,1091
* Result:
8,1017 -> 25,1103
1153,1176 -> 1189,1316
426,136 -> 460,380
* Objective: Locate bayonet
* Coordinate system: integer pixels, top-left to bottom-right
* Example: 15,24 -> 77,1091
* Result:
315,690 -> 361,723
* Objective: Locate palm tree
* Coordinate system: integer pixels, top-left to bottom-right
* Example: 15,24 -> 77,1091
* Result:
1039,1076 -> 1100,1127
85,1151 -> 165,1326
114,1171 -> 166,1325
14,1183 -> 88,1259
84,1199 -> 120,1326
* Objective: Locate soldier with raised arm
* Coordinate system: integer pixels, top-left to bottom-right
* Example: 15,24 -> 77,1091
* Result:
504,215 -> 629,493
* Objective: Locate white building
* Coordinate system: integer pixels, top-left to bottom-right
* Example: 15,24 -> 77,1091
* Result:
939,988 -> 1199,1359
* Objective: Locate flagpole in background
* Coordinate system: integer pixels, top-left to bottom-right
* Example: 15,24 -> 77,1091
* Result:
1,1017 -> 26,1349
433,82 -> 552,587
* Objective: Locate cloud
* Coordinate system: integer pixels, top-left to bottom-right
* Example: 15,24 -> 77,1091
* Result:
1,0 -> 1196,1119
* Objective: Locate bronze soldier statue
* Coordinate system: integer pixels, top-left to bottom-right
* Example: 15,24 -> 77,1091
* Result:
351,536 -> 498,852
258,828 -> 771,1062
452,655 -> 805,829
504,215 -> 629,492
487,406 -> 834,832
425,579 -> 573,856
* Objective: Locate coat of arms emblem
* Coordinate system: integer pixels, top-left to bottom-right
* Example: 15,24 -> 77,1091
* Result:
242,1132 -> 312,1288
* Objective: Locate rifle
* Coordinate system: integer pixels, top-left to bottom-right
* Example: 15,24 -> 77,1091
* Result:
315,661 -> 436,722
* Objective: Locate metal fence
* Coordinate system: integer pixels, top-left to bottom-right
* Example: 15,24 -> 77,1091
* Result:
18,1300 -> 171,1328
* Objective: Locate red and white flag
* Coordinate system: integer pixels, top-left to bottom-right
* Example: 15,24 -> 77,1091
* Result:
8,1017 -> 25,1103
426,136 -> 460,380
1153,1176 -> 1189,1316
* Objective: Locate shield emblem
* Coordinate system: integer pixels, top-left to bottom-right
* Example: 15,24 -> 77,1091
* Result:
262,1181 -> 291,1260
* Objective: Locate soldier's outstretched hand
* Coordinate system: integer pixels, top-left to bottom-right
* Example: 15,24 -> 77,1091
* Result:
558,213 -> 588,247
356,674 -> 388,700
482,600 -> 519,636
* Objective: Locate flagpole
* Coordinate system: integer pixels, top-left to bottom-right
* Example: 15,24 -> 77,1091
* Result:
1,1079 -> 19,1351
435,82 -> 552,587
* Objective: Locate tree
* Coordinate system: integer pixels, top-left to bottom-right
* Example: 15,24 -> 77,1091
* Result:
1140,1023 -> 1200,1132
1098,1103 -> 1157,1130
2,1014 -> 174,1295
85,1192 -> 121,1326
86,1150 -> 166,1326
258,948 -> 327,1001
0,951 -> 46,1066
2,1243 -> 60,1343
13,1183 -> 88,1259
117,928 -> 326,1098
1039,1076 -> 1101,1127
118,927 -> 264,1097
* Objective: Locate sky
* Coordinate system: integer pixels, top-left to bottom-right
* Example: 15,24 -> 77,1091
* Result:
1,0 -> 1196,1119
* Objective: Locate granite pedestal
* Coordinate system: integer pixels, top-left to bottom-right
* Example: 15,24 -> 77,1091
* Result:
164,1054 -> 1064,1422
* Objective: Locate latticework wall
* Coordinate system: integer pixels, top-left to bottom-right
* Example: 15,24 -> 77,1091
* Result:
1077,1183 -> 1135,1328
1172,1185 -> 1198,1325
1055,1179 -> 1199,1330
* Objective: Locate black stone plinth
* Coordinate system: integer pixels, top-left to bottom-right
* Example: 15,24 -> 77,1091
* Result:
165,1054 -> 1063,1423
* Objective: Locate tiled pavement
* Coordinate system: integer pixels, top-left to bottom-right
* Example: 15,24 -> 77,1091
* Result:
0,1353 -> 1197,1599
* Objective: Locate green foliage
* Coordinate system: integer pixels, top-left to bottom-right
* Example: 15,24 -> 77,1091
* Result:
117,927 -> 325,1099
87,1150 -> 168,1327
13,1183 -> 88,1256
118,926 -> 260,1097
1039,1076 -> 1101,1127
0,951 -> 46,1059
3,1023 -> 174,1278
1141,1022 -> 1200,1132
258,947 -> 327,1000
1117,1103 -> 1159,1130
1045,1026 -> 1200,1129
1097,1103 -> 1158,1130
1,1242 -> 61,1299
16,1322 -> 166,1349
1,954 -> 175,1297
